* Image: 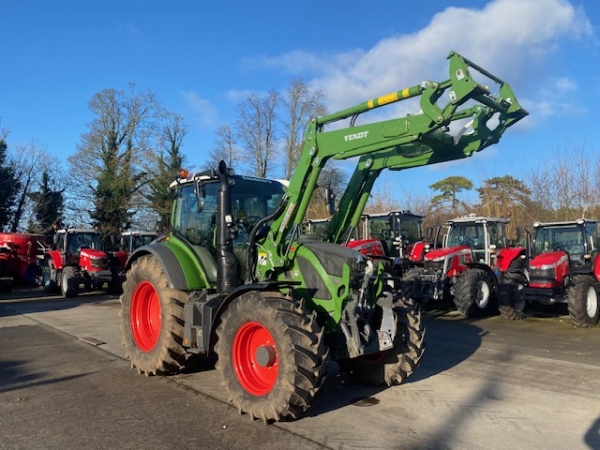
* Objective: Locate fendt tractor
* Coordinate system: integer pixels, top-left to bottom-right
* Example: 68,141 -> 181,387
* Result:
42,228 -> 121,297
498,219 -> 600,327
402,215 -> 526,317
0,232 -> 46,292
119,51 -> 527,422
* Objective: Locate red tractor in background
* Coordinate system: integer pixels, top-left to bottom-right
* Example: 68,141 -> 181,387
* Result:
346,210 -> 426,279
498,218 -> 600,327
402,215 -> 526,317
41,228 -> 121,297
110,230 -> 158,269
0,233 -> 46,292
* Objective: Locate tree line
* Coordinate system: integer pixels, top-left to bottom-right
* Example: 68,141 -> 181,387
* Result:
0,79 -> 336,246
0,79 -> 596,246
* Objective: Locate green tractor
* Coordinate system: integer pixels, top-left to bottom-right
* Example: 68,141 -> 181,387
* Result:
119,51 -> 528,422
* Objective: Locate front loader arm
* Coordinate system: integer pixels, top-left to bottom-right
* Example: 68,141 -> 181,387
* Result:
257,50 -> 528,280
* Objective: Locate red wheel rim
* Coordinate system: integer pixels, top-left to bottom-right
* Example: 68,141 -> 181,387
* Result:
130,281 -> 162,352
232,322 -> 279,396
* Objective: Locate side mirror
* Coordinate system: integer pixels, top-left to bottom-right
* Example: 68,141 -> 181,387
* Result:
325,186 -> 336,216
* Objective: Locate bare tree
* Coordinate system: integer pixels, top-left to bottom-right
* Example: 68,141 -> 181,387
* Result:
281,78 -> 326,179
143,111 -> 188,227
204,122 -> 244,171
236,91 -> 279,178
7,139 -> 51,231
305,163 -> 348,218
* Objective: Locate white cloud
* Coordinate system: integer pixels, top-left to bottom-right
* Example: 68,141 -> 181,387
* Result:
245,0 -> 593,115
181,90 -> 219,128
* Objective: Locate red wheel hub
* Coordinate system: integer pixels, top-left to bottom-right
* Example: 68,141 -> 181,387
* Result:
130,281 -> 162,352
232,322 -> 279,396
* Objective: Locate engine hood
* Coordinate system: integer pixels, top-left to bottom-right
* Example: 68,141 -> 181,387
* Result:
80,248 -> 107,259
529,251 -> 568,269
424,245 -> 471,262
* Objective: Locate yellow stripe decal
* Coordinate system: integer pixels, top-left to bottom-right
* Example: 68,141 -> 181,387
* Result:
377,92 -> 399,106
401,88 -> 410,98
368,100 -> 375,109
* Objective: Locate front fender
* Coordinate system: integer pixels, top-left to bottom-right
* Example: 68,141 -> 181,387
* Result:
125,242 -> 211,291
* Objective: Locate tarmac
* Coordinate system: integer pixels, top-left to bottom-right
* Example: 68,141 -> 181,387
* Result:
2,288 -> 600,450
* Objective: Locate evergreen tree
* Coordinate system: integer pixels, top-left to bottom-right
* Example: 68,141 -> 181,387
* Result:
30,171 -> 65,235
0,139 -> 20,231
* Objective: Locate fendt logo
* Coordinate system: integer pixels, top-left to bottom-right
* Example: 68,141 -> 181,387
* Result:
344,131 -> 369,142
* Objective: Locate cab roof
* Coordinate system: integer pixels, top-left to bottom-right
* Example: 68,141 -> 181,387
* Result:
447,215 -> 509,225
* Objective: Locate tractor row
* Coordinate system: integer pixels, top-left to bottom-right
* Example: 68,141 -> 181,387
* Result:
305,210 -> 600,329
40,228 -> 157,297
0,228 -> 156,297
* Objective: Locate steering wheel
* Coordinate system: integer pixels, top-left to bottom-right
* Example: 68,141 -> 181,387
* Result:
553,245 -> 566,252
461,237 -> 475,247
238,216 -> 263,229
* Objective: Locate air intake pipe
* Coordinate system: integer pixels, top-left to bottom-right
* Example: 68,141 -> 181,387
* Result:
216,160 -> 241,294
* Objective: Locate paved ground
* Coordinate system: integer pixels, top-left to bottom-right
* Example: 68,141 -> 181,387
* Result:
1,288 -> 600,450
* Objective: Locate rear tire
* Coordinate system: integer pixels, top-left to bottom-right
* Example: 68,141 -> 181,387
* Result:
568,275 -> 600,327
119,255 -> 190,375
215,293 -> 327,423
338,296 -> 425,386
61,266 -> 79,298
453,268 -> 494,317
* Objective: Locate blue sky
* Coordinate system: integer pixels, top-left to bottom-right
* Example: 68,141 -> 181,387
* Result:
1,0 -> 599,206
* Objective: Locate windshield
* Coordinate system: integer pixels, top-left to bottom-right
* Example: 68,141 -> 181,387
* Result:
306,220 -> 330,238
533,224 -> 590,263
122,234 -> 157,252
172,177 -> 285,248
398,216 -> 423,243
63,232 -> 102,253
447,223 -> 486,250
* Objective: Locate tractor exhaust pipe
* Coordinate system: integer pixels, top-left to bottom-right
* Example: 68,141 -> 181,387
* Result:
216,161 -> 241,294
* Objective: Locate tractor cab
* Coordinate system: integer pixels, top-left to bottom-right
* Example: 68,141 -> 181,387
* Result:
120,231 -> 158,255
444,215 -> 508,266
530,219 -> 598,270
302,218 -> 331,239
362,210 -> 424,260
169,171 -> 287,287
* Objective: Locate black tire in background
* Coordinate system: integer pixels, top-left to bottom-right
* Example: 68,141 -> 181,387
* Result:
497,274 -> 526,321
61,266 -> 79,298
401,267 -> 428,308
568,274 -> 600,328
453,268 -> 495,317
42,260 -> 58,294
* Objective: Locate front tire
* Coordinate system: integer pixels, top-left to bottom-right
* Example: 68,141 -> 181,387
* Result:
119,255 -> 190,375
401,267 -> 428,307
215,293 -> 327,422
498,274 -> 526,320
568,275 -> 600,327
338,296 -> 425,386
61,266 -> 79,298
42,260 -> 58,294
453,268 -> 495,317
